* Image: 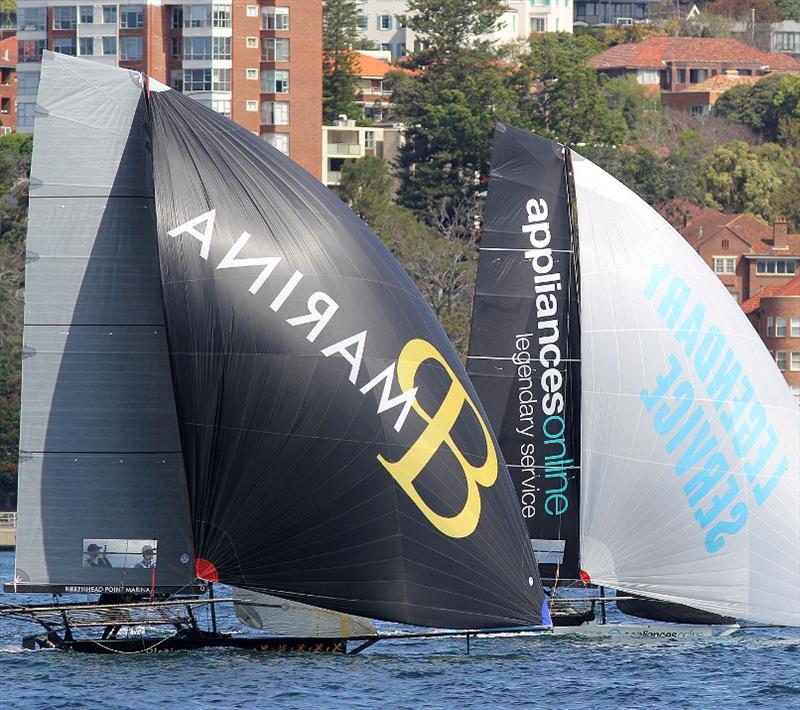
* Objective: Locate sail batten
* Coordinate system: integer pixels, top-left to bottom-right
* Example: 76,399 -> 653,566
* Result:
572,150 -> 800,626
11,53 -> 196,594
146,79 -> 543,628
467,124 -> 582,581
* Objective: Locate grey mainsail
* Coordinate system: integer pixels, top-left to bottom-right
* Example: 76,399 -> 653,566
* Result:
11,52 -> 195,593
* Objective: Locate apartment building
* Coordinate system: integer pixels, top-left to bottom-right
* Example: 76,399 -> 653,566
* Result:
356,0 -> 572,60
15,0 -> 321,177
0,35 -> 15,133
322,116 -> 401,187
742,277 -> 800,405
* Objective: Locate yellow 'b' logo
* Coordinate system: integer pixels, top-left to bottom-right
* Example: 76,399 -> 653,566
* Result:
377,339 -> 498,538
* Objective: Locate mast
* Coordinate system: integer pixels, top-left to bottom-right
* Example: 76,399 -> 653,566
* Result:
467,124 -> 582,583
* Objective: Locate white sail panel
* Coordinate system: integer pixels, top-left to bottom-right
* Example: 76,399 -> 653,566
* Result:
572,151 -> 800,626
233,589 -> 376,638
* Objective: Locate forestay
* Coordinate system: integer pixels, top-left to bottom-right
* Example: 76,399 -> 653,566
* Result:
573,151 -> 800,626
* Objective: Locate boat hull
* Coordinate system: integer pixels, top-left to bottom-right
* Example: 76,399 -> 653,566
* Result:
26,632 -> 348,654
551,622 -> 739,639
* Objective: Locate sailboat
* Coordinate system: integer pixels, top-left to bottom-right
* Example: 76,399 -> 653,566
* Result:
0,53 -> 550,653
467,123 -> 800,636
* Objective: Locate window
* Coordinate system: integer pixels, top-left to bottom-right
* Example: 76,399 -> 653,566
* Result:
677,68 -> 686,83
767,317 -> 774,337
19,39 -> 46,63
103,5 -> 116,23
396,43 -> 407,57
213,68 -> 231,91
246,99 -> 258,112
17,102 -> 36,128
53,37 -> 77,56
380,43 -> 391,52
246,67 -> 258,80
689,68 -> 708,83
17,72 -> 40,95
532,17 -> 547,32
0,98 -> 9,115
756,259 -> 797,275
262,69 -> 289,93
713,257 -> 735,274
18,7 -> 46,31
356,13 -> 368,30
365,130 -> 375,149
791,317 -> 800,337
212,99 -> 230,116
721,239 -> 729,249
262,37 -> 289,61
261,100 -> 289,124
776,351 -> 787,371
213,36 -> 231,60
120,36 -> 143,61
246,36 -> 258,49
213,5 -> 231,28
377,14 -> 392,30
791,352 -> 800,371
80,5 -> 94,24
691,105 -> 705,116
775,31 -> 800,52
79,37 -> 94,55
184,5 -> 211,28
53,6 -> 77,29
184,68 -> 212,92
184,37 -> 211,60
246,5 -> 258,17
170,36 -> 182,60
102,36 -> 117,55
263,132 -> 289,154
169,69 -> 183,91
170,6 -> 182,28
776,317 -> 787,337
120,4 -> 144,28
261,6 -> 289,30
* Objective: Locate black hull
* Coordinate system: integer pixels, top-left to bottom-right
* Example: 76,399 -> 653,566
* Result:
27,632 -> 347,654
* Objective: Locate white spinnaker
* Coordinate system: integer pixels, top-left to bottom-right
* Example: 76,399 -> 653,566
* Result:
572,151 -> 799,626
233,588 -> 376,638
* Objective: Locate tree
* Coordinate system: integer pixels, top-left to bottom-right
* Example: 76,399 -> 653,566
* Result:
391,0 -> 522,220
776,0 -> 800,20
323,0 -> 362,124
403,0 -> 506,57
514,34 -> 626,146
602,76 -> 661,132
337,156 -> 394,224
705,0 -> 782,21
695,140 -> 800,220
714,74 -> 800,145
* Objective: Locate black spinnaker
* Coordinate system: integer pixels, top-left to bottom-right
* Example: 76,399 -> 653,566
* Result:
467,124 -> 581,581
148,86 -> 545,628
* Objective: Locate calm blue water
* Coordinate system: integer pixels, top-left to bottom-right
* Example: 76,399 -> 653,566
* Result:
1,551 -> 798,709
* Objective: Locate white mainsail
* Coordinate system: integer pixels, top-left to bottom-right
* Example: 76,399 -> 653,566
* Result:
572,151 -> 800,626
233,588 -> 376,638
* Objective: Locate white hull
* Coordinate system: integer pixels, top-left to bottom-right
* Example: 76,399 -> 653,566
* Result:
551,621 -> 740,639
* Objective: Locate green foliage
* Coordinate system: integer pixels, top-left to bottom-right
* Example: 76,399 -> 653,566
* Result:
714,74 -> 800,145
695,140 -> 800,220
602,22 -> 671,46
776,0 -> 800,20
602,76 -> 661,131
578,144 -> 678,207
0,133 -> 30,508
323,0 -> 362,124
705,0 -> 782,21
515,34 -> 626,146
403,0 -> 506,56
337,156 -> 395,223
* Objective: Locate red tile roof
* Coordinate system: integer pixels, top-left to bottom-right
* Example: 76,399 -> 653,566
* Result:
325,51 -> 412,79
0,36 -> 16,68
741,274 -> 800,313
589,36 -> 800,71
